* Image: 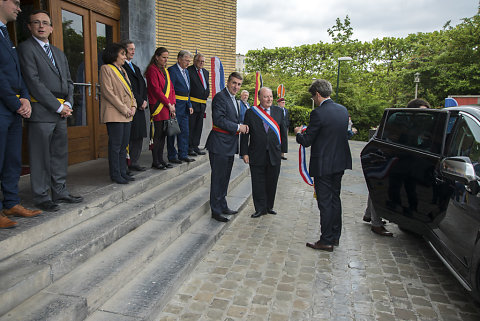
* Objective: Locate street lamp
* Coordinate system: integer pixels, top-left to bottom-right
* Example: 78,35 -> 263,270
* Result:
335,57 -> 353,102
414,72 -> 420,99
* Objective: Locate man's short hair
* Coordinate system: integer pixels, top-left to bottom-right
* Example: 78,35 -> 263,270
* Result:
29,9 -> 52,26
194,53 -> 204,61
406,98 -> 431,108
120,39 -> 134,48
309,79 -> 332,98
241,90 -> 249,95
227,72 -> 243,82
178,50 -> 192,59
258,87 -> 272,98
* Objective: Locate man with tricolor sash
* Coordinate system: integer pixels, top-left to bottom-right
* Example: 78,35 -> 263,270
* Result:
18,9 -> 83,212
240,87 -> 287,218
205,72 -> 248,222
294,79 -> 352,252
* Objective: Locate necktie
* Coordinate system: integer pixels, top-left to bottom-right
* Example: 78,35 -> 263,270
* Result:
0,25 -> 13,48
197,69 -> 205,88
263,108 -> 269,132
182,69 -> 189,89
128,61 -> 135,72
44,44 -> 56,66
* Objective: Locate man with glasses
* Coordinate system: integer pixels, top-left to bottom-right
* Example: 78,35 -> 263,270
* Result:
18,9 -> 83,212
0,0 -> 42,228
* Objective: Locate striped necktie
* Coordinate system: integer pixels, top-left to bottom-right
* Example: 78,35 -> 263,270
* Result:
44,44 -> 56,66
0,25 -> 13,48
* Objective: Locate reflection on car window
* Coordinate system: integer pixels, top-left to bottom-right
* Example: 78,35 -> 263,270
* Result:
448,115 -> 480,176
381,110 -> 445,154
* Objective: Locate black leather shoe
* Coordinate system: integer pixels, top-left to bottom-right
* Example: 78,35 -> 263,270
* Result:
194,149 -> 206,155
306,240 -> 334,252
188,151 -> 198,156
180,157 -> 195,162
363,215 -> 386,225
212,213 -> 229,222
169,159 -> 182,164
251,211 -> 266,218
122,175 -> 135,181
35,200 -> 60,212
152,163 -> 166,170
112,177 -> 129,184
223,208 -> 238,215
129,165 -> 146,171
267,209 -> 277,215
161,162 -> 173,168
371,226 -> 393,237
55,194 -> 84,203
281,156 -> 287,160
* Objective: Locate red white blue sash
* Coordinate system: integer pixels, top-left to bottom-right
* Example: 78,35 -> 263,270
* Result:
298,126 -> 314,186
251,106 -> 281,145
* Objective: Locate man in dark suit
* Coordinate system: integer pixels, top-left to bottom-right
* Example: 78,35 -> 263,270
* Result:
167,50 -> 195,163
295,79 -> 352,252
187,53 -> 209,156
277,97 -> 289,160
240,87 -> 287,218
122,40 -> 148,172
239,89 -> 249,123
205,72 -> 248,222
0,0 -> 42,228
18,10 -> 83,212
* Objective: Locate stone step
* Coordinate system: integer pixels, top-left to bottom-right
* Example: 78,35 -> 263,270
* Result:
0,159 -> 251,321
0,161 -> 212,317
0,156 -> 208,261
88,178 -> 252,321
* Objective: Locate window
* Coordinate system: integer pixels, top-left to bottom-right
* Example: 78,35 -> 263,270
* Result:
448,114 -> 480,176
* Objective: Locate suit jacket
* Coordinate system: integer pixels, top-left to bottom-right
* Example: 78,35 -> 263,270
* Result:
0,28 -> 29,116
167,63 -> 191,112
282,107 -> 290,130
99,64 -> 136,123
187,65 -> 209,113
123,60 -> 147,138
17,37 -> 73,122
145,64 -> 176,121
240,105 -> 287,166
296,99 -> 352,177
205,87 -> 241,156
239,100 -> 249,123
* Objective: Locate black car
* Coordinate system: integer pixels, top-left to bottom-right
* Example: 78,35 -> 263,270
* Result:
361,105 -> 480,299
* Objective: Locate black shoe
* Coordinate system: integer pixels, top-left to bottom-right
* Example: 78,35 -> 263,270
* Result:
180,157 -> 195,162
152,163 -> 166,170
188,151 -> 198,156
363,215 -> 386,225
35,200 -> 60,212
212,213 -> 229,222
223,208 -> 238,215
112,177 -> 129,184
55,194 -> 84,204
281,156 -> 287,160
251,211 -> 266,218
169,159 -> 182,164
194,149 -> 206,155
126,171 -> 134,176
122,175 -> 135,181
267,209 -> 277,215
161,162 -> 173,168
129,165 -> 146,171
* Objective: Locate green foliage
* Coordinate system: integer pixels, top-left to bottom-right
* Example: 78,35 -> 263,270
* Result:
286,106 -> 312,131
244,14 -> 480,141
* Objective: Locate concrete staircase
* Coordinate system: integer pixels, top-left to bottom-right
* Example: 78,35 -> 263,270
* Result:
0,155 -> 251,321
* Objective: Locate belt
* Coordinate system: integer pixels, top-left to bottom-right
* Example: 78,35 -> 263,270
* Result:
190,97 -> 206,104
212,125 -> 239,135
16,95 -> 65,104
176,95 -> 189,101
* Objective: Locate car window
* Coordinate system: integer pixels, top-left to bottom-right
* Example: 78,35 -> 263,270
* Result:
381,110 -> 446,154
448,114 -> 480,176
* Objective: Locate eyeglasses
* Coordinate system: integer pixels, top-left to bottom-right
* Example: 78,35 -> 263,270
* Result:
30,20 -> 52,27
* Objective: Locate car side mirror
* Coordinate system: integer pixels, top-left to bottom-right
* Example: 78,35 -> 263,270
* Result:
440,156 -> 480,194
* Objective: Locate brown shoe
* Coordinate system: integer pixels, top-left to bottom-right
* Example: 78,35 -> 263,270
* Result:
0,214 -> 17,228
3,204 -> 42,217
371,226 -> 393,237
306,240 -> 334,252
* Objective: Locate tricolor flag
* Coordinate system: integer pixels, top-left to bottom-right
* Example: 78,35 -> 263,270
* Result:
254,71 -> 263,106
210,57 -> 225,98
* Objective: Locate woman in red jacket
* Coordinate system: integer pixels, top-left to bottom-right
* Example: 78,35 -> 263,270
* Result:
145,47 -> 176,169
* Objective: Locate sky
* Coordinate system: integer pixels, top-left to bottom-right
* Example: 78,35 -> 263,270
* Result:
236,0 -> 478,54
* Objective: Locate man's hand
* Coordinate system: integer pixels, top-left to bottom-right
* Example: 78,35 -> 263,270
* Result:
189,107 -> 193,115
239,124 -> 249,134
17,98 -> 31,118
242,155 -> 249,164
294,126 -> 302,134
60,105 -> 73,118
141,100 -> 147,110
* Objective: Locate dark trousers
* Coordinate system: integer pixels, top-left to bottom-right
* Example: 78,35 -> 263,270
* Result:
249,152 -> 281,213
0,113 -> 22,210
106,122 -> 131,180
314,171 -> 344,245
28,119 -> 69,204
189,110 -> 204,152
129,137 -> 143,167
152,120 -> 167,165
209,151 -> 234,215
167,108 -> 189,160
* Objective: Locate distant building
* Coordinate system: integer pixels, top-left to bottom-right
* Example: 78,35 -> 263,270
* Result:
236,54 -> 246,74
448,95 -> 480,106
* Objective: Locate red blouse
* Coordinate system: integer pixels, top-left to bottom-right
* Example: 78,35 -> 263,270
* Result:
145,64 -> 176,121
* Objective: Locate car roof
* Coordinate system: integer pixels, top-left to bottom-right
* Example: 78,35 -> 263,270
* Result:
444,105 -> 480,119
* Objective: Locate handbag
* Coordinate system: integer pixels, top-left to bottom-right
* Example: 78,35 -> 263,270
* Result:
164,116 -> 181,136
